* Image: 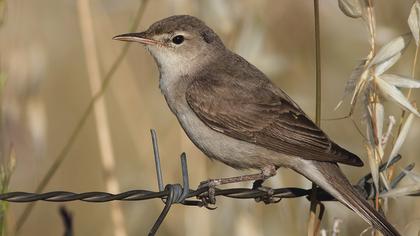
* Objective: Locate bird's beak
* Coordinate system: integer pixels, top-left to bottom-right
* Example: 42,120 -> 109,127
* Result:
113,32 -> 158,45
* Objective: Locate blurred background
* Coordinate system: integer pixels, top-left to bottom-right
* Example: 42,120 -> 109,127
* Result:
0,0 -> 419,235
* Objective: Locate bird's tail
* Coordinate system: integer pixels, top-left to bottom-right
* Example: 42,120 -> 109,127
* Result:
295,161 -> 400,236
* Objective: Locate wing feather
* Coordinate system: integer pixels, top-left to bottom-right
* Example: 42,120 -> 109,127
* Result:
185,70 -> 363,166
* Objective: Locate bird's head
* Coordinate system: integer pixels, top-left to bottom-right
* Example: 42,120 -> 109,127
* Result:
113,15 -> 225,75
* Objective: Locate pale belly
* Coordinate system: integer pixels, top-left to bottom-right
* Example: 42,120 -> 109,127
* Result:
173,101 -> 294,170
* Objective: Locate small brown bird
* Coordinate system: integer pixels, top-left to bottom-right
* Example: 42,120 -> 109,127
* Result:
114,15 -> 400,235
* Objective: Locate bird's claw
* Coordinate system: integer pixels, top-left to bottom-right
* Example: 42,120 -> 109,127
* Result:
253,184 -> 281,204
197,179 -> 218,209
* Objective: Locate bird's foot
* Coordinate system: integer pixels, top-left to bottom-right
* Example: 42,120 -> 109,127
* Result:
252,179 -> 281,204
196,165 -> 278,207
197,179 -> 218,209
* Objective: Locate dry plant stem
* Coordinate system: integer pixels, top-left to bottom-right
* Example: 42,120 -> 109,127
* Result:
308,0 -> 322,235
13,0 -> 149,234
365,2 -> 381,235
367,0 -> 379,209
76,0 -> 126,236
314,2 -> 321,126
367,3 -> 375,56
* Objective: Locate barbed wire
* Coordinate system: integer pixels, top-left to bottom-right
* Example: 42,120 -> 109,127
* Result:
1,129 -> 418,236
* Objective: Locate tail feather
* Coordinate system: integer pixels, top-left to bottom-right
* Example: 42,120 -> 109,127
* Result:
296,161 -> 400,236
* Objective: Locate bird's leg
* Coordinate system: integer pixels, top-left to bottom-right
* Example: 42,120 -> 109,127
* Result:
199,165 -> 277,188
197,165 -> 277,206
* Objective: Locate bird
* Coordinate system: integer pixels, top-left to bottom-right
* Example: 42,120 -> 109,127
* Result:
113,15 -> 400,236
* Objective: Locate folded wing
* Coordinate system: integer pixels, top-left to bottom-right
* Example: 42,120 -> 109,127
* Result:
185,71 -> 363,167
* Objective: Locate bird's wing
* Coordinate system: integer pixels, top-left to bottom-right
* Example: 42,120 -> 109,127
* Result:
185,71 -> 363,166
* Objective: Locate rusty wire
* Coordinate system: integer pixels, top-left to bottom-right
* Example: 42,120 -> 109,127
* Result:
1,129 -> 418,236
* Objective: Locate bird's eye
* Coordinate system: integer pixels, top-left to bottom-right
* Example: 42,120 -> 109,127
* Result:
172,35 -> 184,44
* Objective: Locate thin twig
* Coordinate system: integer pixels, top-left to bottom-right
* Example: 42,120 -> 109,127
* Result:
308,0 -> 322,235
13,1 -> 149,234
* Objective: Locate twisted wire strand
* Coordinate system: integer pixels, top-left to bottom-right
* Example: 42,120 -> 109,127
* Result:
0,187 -> 309,203
2,185 -> 418,204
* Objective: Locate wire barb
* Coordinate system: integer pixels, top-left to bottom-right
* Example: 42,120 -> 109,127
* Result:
151,129 -> 164,192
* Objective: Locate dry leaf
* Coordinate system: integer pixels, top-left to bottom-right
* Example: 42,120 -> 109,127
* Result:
366,106 -> 375,145
382,115 -> 396,148
366,144 -> 380,192
370,34 -> 412,75
387,113 -> 415,166
375,102 -> 384,146
408,1 -> 420,46
375,78 -> 420,116
381,183 -> 420,198
402,169 -> 420,182
380,74 -> 420,88
374,55 -> 400,76
338,0 -> 362,18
